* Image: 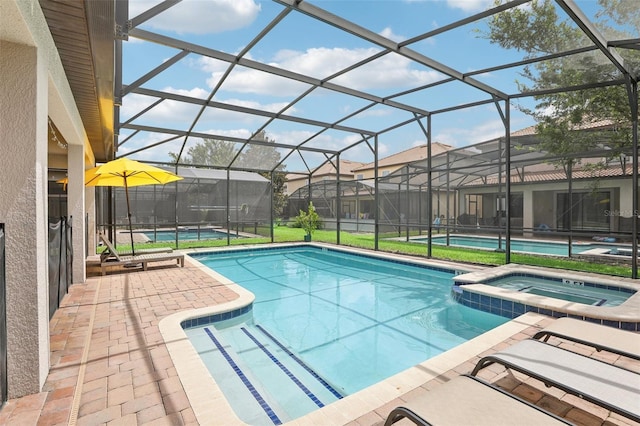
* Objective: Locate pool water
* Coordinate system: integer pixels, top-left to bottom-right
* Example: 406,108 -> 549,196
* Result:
416,235 -> 613,256
141,228 -> 240,242
488,276 -> 632,307
188,247 -> 507,424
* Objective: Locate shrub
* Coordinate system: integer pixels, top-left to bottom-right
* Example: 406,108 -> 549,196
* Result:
294,202 -> 321,236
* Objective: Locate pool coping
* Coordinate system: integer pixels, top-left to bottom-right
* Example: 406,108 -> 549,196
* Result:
454,263 -> 640,325
577,247 -> 638,265
159,243 -> 553,425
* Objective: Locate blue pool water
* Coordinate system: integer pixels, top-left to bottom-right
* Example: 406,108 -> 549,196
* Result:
486,275 -> 633,307
141,228 -> 241,242
415,235 -> 613,256
187,247 -> 507,424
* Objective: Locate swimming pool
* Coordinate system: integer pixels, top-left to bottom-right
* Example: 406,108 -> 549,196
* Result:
485,275 -> 632,307
141,228 -> 241,242
186,246 -> 507,424
414,234 -> 614,256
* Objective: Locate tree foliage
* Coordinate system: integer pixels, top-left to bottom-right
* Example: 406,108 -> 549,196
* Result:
169,138 -> 237,166
481,0 -> 638,169
169,130 -> 289,218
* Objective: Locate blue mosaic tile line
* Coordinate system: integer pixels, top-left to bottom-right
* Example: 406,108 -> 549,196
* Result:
241,327 -> 325,408
203,328 -> 282,425
255,324 -> 344,400
181,305 -> 252,329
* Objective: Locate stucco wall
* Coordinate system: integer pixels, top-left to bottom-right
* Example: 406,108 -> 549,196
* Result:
0,40 -> 50,398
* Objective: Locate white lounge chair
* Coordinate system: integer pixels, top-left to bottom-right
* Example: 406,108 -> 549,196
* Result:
98,232 -> 173,260
97,232 -> 184,276
384,375 -> 570,426
471,339 -> 640,423
533,317 -> 640,360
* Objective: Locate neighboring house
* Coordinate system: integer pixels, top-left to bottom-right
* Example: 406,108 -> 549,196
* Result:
288,125 -> 637,239
410,123 -> 637,237
286,143 -> 455,229
352,143 -> 453,180
285,159 -> 365,195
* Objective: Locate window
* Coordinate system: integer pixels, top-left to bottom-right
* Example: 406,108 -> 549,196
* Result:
556,191 -> 610,231
356,174 -> 364,180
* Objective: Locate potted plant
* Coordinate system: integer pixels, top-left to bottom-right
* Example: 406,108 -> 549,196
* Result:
295,201 -> 321,242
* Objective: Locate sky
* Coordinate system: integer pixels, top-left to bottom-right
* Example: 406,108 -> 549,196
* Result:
118,0 -> 611,172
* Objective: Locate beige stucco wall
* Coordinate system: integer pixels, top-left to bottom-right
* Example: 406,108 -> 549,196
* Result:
458,178 -> 633,233
354,165 -> 397,180
0,39 -> 50,398
0,0 -> 91,398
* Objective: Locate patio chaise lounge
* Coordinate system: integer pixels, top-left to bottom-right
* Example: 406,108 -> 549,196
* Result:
98,232 -> 173,259
471,339 -> 640,423
532,317 -> 640,360
384,374 -> 570,426
98,233 -> 184,276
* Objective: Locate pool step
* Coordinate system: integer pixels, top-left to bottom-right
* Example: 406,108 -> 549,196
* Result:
199,323 -> 342,425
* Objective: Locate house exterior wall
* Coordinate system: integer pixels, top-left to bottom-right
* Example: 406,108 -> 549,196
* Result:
354,165 -> 398,180
0,0 -> 91,398
0,39 -> 50,398
287,175 -> 330,196
457,177 -> 632,234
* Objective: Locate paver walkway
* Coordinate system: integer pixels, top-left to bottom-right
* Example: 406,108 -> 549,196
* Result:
0,258 -> 238,425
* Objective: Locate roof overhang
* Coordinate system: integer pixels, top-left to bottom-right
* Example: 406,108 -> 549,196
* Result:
40,0 -> 115,163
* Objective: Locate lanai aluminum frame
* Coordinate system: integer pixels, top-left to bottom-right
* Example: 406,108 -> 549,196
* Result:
112,0 -> 639,277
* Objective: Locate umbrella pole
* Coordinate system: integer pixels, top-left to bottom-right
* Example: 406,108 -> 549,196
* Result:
124,177 -> 135,256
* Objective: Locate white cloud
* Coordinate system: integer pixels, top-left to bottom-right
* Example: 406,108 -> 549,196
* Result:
116,131 -> 184,163
121,90 -> 291,126
355,108 -> 393,118
380,27 -> 405,43
445,0 -> 494,13
200,46 -> 442,96
121,90 -> 206,124
209,67 -> 311,97
165,87 -> 211,98
223,99 -> 294,114
198,128 -> 253,139
278,47 -> 378,79
434,118 -> 506,147
129,0 -> 260,35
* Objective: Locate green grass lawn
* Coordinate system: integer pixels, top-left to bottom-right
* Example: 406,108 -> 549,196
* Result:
110,226 -> 634,278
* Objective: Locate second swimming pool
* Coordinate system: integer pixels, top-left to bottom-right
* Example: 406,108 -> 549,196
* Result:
414,234 -> 615,256
187,246 -> 507,424
141,228 -> 242,242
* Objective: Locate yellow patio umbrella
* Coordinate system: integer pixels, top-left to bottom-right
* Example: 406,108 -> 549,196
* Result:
56,166 -> 102,190
85,158 -> 182,255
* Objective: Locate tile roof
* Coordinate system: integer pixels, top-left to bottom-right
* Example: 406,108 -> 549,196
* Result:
464,162 -> 634,186
353,142 -> 453,171
286,159 -> 365,181
510,119 -> 618,137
